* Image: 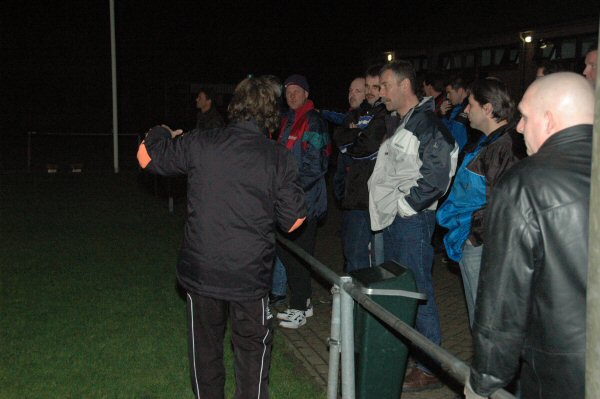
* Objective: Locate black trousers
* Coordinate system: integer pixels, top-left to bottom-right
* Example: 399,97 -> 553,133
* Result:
186,292 -> 273,399
276,218 -> 317,310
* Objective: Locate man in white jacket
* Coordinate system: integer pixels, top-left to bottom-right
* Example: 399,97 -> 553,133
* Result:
369,60 -> 458,391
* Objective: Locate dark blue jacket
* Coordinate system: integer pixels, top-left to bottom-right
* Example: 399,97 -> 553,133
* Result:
279,100 -> 330,219
443,100 -> 469,151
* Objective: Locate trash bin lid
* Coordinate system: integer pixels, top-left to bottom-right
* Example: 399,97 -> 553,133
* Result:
349,260 -> 408,285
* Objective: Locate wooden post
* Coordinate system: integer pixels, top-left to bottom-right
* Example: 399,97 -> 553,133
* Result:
586,20 -> 600,399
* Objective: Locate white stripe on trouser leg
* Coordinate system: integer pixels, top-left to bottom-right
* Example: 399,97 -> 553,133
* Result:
187,293 -> 201,399
257,297 -> 269,399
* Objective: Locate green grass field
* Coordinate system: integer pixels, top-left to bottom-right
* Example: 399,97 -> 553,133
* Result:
0,172 -> 324,398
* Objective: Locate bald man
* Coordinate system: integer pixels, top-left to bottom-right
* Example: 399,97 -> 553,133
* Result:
348,77 -> 366,110
465,72 -> 594,399
583,46 -> 597,87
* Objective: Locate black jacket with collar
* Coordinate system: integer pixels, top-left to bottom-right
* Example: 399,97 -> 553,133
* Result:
195,106 -> 225,131
141,121 -> 306,301
470,124 -> 592,398
332,100 -> 388,210
467,124 -> 527,245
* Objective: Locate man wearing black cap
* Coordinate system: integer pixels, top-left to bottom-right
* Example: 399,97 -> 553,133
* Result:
276,74 -> 330,329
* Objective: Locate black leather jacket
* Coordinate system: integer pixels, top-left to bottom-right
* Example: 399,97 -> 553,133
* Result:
470,125 -> 592,399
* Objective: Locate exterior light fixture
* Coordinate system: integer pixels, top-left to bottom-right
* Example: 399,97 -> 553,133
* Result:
519,31 -> 534,44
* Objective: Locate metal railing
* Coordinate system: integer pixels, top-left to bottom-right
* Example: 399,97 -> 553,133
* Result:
24,131 -> 181,212
276,234 -> 515,399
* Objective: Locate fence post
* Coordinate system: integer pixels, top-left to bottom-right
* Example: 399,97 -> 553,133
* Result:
27,132 -> 33,172
168,177 -> 174,213
327,285 -> 341,399
586,23 -> 600,399
340,276 -> 355,399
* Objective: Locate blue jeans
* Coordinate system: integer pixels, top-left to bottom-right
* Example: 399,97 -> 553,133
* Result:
271,257 -> 287,297
372,230 -> 384,267
383,211 -> 441,347
459,242 -> 483,327
342,210 -> 374,272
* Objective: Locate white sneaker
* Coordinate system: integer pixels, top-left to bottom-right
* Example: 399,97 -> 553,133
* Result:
278,309 -> 306,329
305,305 -> 314,317
277,306 -> 313,320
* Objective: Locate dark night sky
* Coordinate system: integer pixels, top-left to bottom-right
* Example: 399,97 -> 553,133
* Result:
2,1 -> 598,135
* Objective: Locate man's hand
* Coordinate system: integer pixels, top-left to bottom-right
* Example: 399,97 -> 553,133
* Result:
440,100 -> 452,116
161,124 -> 184,138
464,379 -> 487,399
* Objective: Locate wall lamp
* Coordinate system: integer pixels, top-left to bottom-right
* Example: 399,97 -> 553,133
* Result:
520,31 -> 533,44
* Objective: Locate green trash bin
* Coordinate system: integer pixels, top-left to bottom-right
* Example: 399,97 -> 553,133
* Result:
349,260 -> 423,399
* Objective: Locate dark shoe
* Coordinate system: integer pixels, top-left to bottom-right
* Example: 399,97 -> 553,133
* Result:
402,368 -> 442,392
269,294 -> 287,307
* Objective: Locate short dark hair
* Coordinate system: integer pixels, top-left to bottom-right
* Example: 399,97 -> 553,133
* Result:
469,77 -> 515,123
380,60 -> 417,94
198,87 -> 216,102
446,74 -> 471,91
365,63 -> 384,78
227,75 -> 281,132
536,59 -> 563,76
423,71 -> 446,93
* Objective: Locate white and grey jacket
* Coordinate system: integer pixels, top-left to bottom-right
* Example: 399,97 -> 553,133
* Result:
368,97 -> 458,230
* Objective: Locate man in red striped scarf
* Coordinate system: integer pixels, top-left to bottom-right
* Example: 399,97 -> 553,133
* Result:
276,74 -> 330,329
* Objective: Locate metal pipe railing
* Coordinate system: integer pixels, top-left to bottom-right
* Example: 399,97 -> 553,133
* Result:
25,131 -> 139,173
326,286 -> 341,398
276,234 -> 515,399
339,276 -> 356,399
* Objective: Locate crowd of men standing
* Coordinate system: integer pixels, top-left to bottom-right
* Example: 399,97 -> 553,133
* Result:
137,44 -> 597,399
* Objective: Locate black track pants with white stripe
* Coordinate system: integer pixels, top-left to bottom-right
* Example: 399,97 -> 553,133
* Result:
186,292 -> 273,399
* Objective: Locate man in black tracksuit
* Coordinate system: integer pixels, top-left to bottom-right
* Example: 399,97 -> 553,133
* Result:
138,76 -> 306,399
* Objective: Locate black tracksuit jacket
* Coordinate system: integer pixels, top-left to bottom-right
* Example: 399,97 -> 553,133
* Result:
140,121 -> 306,301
